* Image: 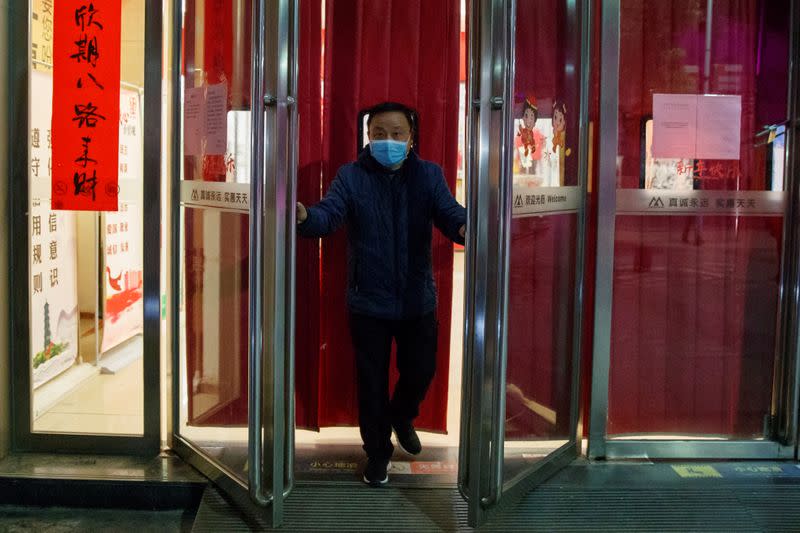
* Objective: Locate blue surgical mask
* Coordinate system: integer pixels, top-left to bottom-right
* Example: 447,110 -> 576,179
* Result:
370,139 -> 409,168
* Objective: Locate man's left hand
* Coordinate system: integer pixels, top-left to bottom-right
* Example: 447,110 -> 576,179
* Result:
459,225 -> 466,238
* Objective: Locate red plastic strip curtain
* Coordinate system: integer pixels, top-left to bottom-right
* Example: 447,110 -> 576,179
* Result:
52,0 -> 121,211
314,0 -> 461,431
294,0 -> 324,429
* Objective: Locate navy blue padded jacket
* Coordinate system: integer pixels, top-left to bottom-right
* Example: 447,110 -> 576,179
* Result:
297,147 -> 466,320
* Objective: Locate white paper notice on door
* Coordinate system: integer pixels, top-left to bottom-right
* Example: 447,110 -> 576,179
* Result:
183,83 -> 229,156
205,83 -> 228,155
183,86 -> 205,156
695,95 -> 741,160
651,93 -> 742,161
652,93 -> 698,159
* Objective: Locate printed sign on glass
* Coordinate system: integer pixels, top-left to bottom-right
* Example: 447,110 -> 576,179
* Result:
52,1 -> 121,211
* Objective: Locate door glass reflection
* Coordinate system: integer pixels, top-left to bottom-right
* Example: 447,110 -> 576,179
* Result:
176,0 -> 253,482
607,0 -> 791,439
503,0 -> 583,484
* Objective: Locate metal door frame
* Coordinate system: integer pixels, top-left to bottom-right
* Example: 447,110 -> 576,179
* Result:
7,0 -> 162,456
786,0 -> 800,460
459,0 -> 591,526
588,0 -> 800,461
166,0 -> 297,527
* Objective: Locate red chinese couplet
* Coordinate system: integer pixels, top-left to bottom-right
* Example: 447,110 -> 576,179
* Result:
52,1 -> 121,211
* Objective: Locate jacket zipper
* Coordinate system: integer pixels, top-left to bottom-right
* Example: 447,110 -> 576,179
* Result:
393,176 -> 402,316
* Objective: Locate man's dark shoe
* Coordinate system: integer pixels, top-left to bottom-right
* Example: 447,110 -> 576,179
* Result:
363,458 -> 390,486
393,421 -> 422,455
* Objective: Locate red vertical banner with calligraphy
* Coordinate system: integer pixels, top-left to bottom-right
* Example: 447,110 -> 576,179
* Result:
52,1 -> 121,211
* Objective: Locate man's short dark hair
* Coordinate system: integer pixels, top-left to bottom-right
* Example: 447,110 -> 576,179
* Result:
366,101 -> 416,131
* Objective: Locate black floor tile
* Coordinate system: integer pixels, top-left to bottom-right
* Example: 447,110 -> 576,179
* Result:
0,505 -> 194,533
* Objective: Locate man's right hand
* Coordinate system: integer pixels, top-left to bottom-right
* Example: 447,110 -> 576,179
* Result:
296,202 -> 308,224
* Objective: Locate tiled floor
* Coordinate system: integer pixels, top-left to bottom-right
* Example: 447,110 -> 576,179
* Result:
33,333 -> 144,435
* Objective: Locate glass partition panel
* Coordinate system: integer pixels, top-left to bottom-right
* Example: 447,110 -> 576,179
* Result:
607,0 -> 792,439
503,0 -> 583,484
29,0 -> 145,436
175,0 -> 253,482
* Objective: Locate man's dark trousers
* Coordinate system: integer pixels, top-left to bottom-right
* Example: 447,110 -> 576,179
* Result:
349,311 -> 438,461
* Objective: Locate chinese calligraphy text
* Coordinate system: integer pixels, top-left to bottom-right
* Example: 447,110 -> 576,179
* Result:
52,1 -> 121,211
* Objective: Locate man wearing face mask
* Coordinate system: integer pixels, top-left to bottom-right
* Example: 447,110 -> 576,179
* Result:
296,101 -> 466,487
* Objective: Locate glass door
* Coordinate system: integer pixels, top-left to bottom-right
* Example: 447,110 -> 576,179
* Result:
459,0 -> 590,526
13,0 -> 159,454
168,0 -> 297,526
588,0 -> 800,460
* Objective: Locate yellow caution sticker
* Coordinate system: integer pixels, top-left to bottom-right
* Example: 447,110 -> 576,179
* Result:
671,465 -> 723,478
